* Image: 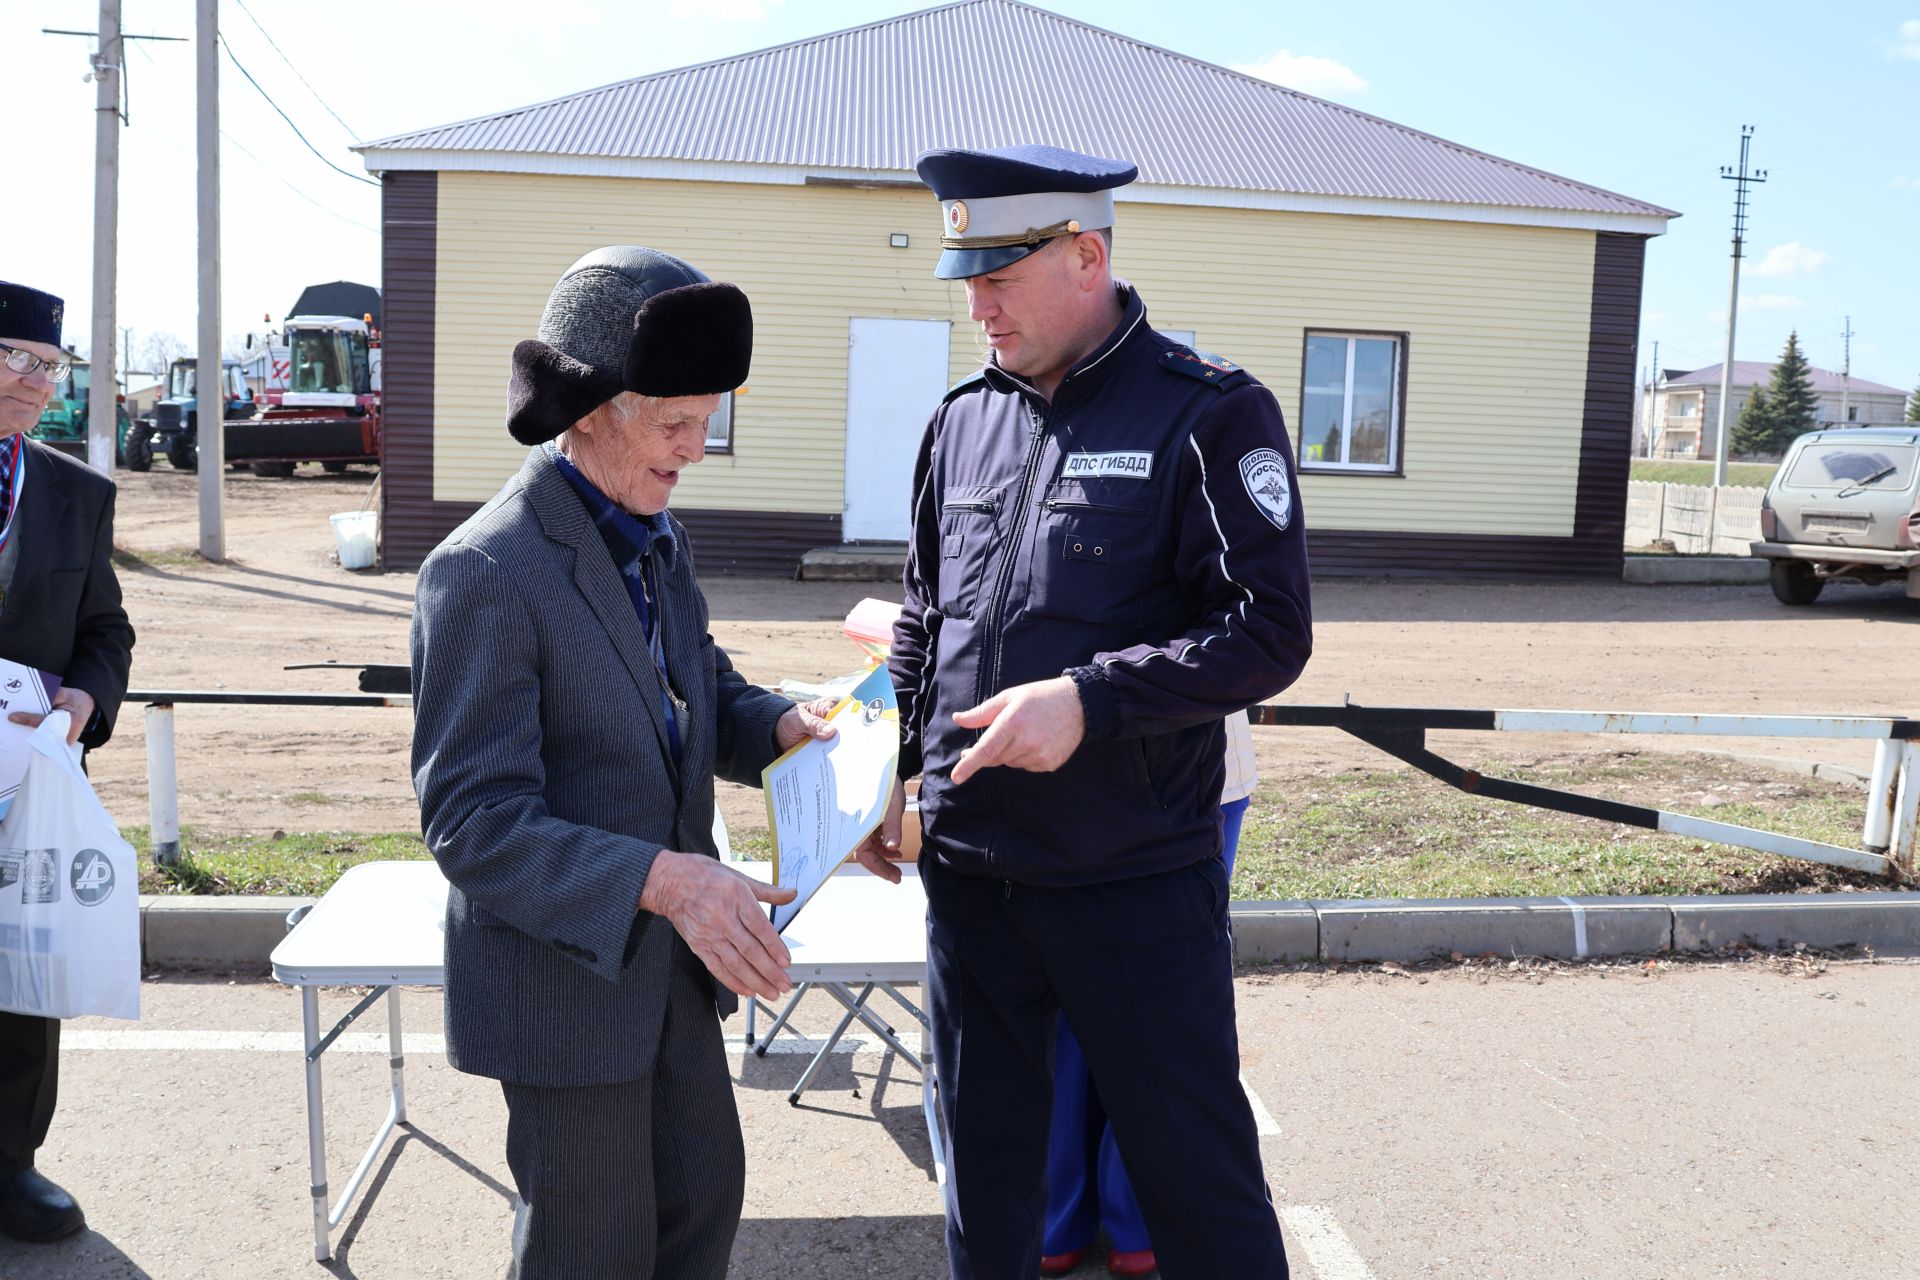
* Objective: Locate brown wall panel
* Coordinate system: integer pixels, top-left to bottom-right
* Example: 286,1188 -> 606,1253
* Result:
380,171 -> 484,570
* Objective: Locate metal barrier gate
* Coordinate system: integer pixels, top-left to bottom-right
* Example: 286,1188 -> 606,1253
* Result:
129,686 -> 1918,882
1246,702 -> 1920,880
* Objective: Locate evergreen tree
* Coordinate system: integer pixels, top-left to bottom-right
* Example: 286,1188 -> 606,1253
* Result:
1730,386 -> 1776,457
1907,381 -> 1920,423
1762,331 -> 1820,451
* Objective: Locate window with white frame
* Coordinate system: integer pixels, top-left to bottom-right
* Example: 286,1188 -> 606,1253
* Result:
706,393 -> 734,452
1300,332 -> 1402,472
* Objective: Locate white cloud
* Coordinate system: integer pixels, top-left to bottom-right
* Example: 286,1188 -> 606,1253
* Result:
1747,241 -> 1832,278
1739,293 -> 1804,312
1232,50 -> 1368,98
669,0 -> 784,21
1888,18 -> 1920,60
1893,176 -> 1920,189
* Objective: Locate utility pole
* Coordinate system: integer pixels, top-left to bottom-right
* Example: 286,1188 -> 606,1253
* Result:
1839,316 -> 1854,426
197,0 -> 225,560
1644,339 -> 1660,458
43,17 -> 184,475
1711,126 -> 1766,487
87,1 -> 120,477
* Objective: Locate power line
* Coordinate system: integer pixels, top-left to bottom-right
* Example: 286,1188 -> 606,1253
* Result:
230,0 -> 363,143
217,34 -> 378,187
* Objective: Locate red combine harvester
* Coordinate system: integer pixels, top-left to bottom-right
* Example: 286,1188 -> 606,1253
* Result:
225,281 -> 382,477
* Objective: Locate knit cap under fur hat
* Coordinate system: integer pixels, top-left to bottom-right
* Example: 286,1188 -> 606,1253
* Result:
506,246 -> 752,446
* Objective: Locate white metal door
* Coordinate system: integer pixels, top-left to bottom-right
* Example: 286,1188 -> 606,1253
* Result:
844,317 -> 951,542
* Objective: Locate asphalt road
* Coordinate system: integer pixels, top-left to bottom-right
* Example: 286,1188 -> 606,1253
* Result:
6,958 -> 1917,1280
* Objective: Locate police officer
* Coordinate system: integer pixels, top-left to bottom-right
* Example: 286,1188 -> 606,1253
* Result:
865,145 -> 1311,1279
0,281 -> 136,1243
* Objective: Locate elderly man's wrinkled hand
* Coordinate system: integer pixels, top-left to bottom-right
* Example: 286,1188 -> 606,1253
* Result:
638,850 -> 797,1001
774,696 -> 839,752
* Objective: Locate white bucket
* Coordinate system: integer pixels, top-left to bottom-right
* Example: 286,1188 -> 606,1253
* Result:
329,510 -> 378,570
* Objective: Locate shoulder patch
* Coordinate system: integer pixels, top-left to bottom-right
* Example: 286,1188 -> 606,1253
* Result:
942,370 -> 989,402
1161,347 -> 1244,388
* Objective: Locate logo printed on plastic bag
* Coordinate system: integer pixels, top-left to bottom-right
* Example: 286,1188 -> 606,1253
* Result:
20,850 -> 59,904
71,849 -> 114,905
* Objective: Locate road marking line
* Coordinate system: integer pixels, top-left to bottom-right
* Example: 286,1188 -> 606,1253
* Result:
61,1028 -> 919,1059
1240,1072 -> 1281,1136
1559,895 -> 1590,958
63,1029 -> 446,1054
1281,1205 -> 1376,1280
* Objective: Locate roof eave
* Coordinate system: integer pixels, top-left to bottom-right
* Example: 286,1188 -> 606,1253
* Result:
357,150 -> 1676,236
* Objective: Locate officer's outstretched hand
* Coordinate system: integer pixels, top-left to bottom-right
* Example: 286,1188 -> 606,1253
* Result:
852,779 -> 907,884
949,676 -> 1085,785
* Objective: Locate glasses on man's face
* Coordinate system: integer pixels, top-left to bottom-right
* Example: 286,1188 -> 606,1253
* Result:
0,343 -> 73,383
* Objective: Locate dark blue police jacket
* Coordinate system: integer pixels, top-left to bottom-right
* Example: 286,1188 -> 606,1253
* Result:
890,284 -> 1313,886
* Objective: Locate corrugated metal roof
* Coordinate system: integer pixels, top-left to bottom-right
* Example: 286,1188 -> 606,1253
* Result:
362,0 -> 1673,222
1667,362 -> 1904,397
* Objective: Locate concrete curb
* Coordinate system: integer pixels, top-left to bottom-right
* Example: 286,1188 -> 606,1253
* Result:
1622,556 -> 1770,585
142,890 -> 1920,974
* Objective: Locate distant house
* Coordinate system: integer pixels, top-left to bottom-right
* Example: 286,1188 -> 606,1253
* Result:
358,0 -> 1675,577
1649,362 -> 1908,459
123,380 -> 164,419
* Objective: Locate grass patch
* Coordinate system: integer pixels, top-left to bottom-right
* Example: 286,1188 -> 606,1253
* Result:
1630,459 -> 1777,488
1231,753 -> 1886,901
122,756 -> 1890,901
112,544 -> 204,572
131,826 -> 430,896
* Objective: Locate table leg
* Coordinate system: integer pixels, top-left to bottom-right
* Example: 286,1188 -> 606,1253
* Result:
789,982 -> 873,1105
300,986 -> 332,1262
387,986 -> 408,1125
752,982 -> 814,1057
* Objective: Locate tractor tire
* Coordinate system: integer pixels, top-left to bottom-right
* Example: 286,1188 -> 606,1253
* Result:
125,430 -> 153,472
251,462 -> 297,479
168,439 -> 198,473
321,461 -> 351,474
1769,560 -> 1824,606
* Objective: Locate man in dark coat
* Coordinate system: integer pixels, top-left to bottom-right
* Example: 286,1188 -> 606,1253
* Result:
0,280 -> 136,1243
411,247 -> 828,1279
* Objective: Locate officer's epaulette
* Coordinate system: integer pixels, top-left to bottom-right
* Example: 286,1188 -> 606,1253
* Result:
943,370 -> 989,402
1161,346 -> 1244,389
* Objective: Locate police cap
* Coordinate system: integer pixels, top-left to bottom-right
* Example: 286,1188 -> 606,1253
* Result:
914,145 -> 1138,280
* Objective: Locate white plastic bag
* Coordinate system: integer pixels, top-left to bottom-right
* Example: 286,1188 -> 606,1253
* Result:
0,712 -> 141,1020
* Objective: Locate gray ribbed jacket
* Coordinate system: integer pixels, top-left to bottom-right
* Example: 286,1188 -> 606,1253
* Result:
410,450 -> 790,1087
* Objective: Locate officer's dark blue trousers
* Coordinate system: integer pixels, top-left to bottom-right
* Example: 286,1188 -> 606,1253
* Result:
1043,797 -> 1254,1259
922,849 -> 1289,1280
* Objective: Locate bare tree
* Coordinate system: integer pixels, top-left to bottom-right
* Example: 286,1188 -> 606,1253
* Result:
134,330 -> 190,383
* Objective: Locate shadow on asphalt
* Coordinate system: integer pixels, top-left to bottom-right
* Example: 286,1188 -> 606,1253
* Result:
0,1228 -> 157,1278
736,1050 -> 938,1183
730,1213 -> 947,1274
325,1123 -> 513,1278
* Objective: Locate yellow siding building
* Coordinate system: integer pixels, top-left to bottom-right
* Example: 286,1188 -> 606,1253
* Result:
362,0 -> 1672,574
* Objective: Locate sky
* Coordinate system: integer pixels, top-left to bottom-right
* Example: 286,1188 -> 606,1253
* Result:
9,0 -> 1919,395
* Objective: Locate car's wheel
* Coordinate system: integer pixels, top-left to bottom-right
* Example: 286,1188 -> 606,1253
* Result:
125,430 -> 153,472
321,460 -> 350,474
168,438 -> 198,472
1769,560 -> 1824,606
251,462 -> 297,479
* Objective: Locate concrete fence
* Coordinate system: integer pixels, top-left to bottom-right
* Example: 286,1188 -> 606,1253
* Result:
1625,481 -> 1766,554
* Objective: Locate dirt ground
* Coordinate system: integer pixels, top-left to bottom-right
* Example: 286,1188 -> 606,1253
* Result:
93,466 -> 1919,841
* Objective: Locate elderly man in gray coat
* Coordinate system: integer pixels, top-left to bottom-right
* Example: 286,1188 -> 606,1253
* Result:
411,247 -> 824,1279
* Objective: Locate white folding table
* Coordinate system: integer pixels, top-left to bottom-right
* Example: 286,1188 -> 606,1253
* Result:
270,860 -> 447,1262
270,858 -> 942,1263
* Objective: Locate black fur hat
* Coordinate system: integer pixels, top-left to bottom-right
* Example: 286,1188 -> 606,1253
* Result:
506,247 -> 752,446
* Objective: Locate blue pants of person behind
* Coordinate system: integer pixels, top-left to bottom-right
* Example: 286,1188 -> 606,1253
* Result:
921,810 -> 1286,1280
1044,797 -> 1252,1259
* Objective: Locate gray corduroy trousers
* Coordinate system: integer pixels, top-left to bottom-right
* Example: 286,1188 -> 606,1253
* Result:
500,942 -> 744,1279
